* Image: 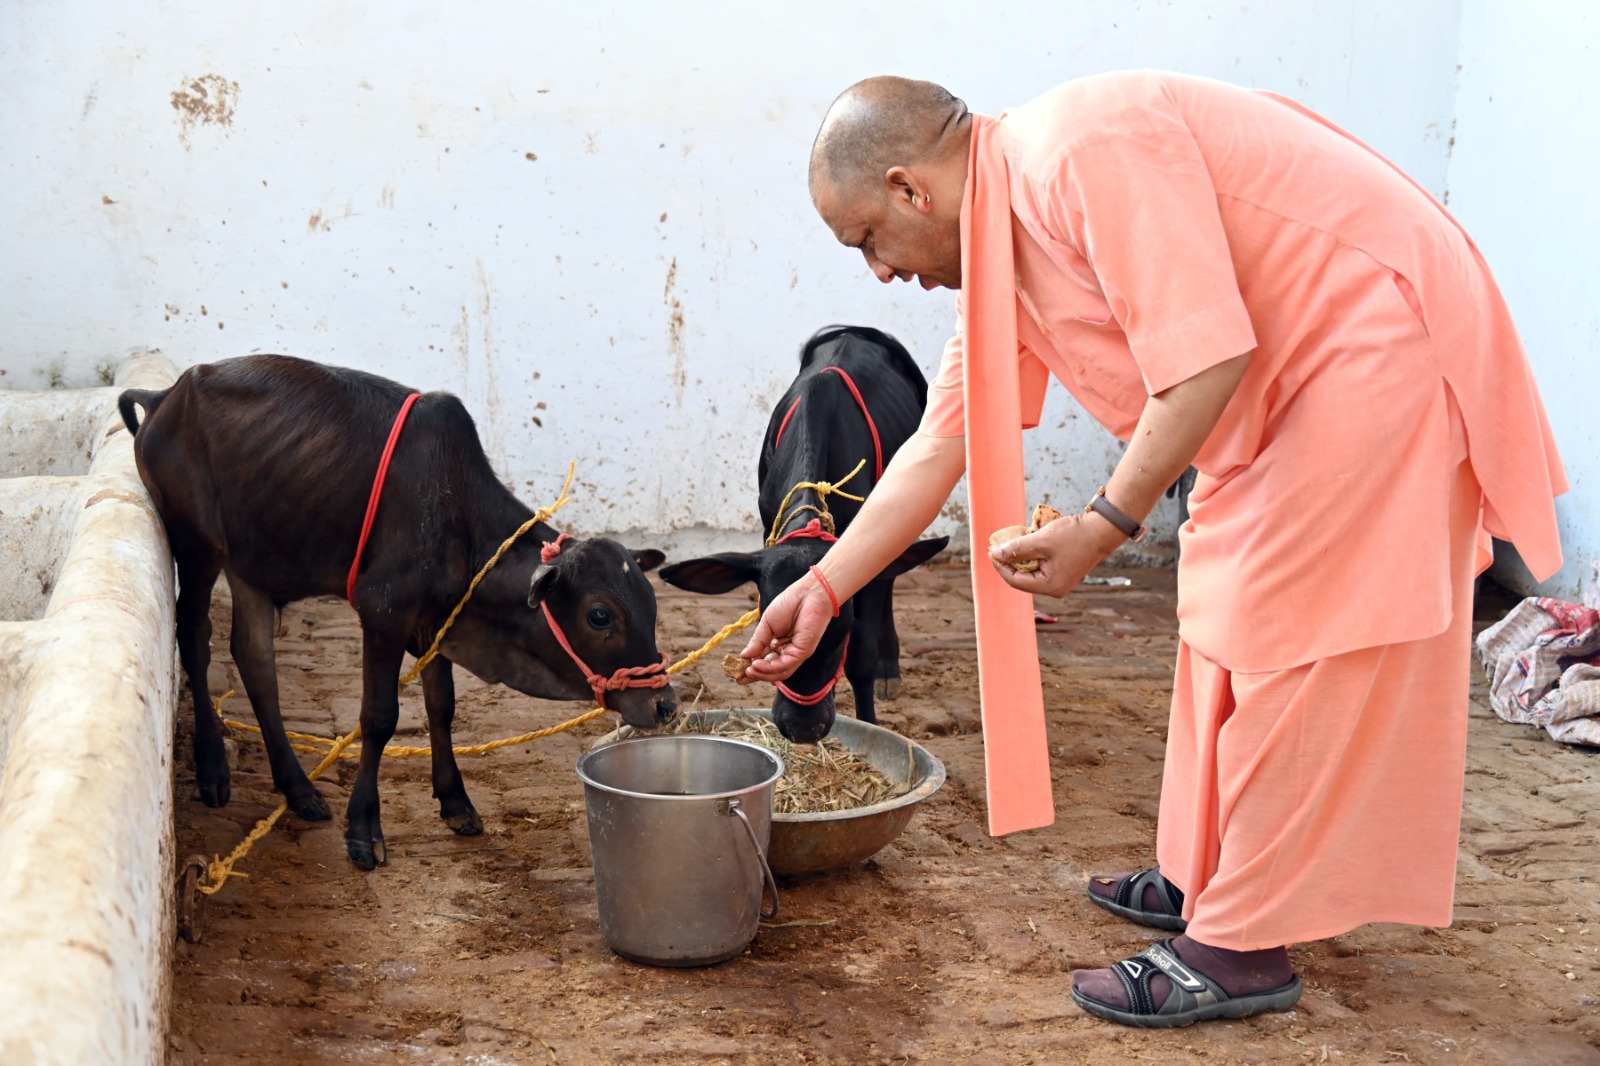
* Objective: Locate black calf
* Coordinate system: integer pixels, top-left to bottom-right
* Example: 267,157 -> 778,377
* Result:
661,326 -> 946,742
121,355 -> 675,869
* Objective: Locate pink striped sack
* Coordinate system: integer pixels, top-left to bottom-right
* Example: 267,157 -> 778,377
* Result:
1477,597 -> 1600,747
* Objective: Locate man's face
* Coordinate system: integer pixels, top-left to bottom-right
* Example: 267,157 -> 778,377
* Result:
814,177 -> 962,291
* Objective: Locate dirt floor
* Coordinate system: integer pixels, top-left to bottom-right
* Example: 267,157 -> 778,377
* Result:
167,561 -> 1600,1065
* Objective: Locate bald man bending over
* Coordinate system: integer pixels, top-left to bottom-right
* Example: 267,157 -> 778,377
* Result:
740,72 -> 1565,1028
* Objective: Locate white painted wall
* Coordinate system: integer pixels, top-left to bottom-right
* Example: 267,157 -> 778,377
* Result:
1,0 -> 1465,552
1445,2 -> 1600,604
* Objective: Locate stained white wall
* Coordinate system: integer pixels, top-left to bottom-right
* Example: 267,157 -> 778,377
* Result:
0,0 -> 1465,552
1445,2 -> 1599,604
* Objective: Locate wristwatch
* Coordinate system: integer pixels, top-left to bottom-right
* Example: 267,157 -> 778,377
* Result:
1084,487 -> 1147,542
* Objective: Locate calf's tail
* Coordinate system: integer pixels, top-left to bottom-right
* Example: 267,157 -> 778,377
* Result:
117,388 -> 169,436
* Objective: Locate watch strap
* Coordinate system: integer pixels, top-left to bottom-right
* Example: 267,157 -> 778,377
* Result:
1085,487 -> 1147,542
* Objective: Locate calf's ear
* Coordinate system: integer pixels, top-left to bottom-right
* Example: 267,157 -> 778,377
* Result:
658,551 -> 764,595
528,563 -> 560,608
632,548 -> 666,572
880,536 -> 950,579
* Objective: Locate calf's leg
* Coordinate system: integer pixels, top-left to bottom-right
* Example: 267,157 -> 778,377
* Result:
176,554 -> 229,807
226,573 -> 331,821
346,629 -> 407,869
844,582 -> 888,725
422,656 -> 482,835
874,577 -> 904,701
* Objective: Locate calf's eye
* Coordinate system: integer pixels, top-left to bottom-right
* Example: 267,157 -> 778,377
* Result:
586,606 -> 614,629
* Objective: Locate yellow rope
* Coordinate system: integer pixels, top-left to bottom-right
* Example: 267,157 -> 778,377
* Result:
765,457 -> 867,547
396,461 -> 575,693
198,716 -> 366,894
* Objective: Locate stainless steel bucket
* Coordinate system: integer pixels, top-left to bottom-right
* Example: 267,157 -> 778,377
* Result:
575,735 -> 782,966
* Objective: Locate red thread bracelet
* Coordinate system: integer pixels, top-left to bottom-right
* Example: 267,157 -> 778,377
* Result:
809,565 -> 841,617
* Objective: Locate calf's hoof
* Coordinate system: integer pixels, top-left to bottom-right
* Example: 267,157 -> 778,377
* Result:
285,784 -> 333,822
346,835 -> 388,870
875,676 -> 902,701
442,806 -> 484,836
196,772 -> 231,809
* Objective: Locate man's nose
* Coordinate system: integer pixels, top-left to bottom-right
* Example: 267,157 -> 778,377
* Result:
865,252 -> 895,284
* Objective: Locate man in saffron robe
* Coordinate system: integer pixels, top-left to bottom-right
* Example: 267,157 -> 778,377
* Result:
739,72 -> 1566,1027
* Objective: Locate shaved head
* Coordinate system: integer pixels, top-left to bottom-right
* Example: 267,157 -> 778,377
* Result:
809,76 -> 970,199
808,76 -> 972,290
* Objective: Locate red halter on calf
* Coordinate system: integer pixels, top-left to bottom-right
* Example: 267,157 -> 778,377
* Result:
767,523 -> 849,709
776,634 -> 849,708
537,534 -> 669,709
771,518 -> 837,546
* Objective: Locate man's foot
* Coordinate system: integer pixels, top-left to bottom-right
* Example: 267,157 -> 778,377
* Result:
1071,935 -> 1300,1028
1087,868 -> 1188,931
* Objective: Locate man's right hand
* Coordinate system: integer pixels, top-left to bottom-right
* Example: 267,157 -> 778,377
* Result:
737,574 -> 837,684
738,430 -> 968,684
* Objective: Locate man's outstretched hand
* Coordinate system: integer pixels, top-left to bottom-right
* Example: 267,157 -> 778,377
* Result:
736,575 -> 837,684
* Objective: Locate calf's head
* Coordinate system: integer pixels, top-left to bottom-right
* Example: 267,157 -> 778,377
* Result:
659,537 -> 945,743
443,536 -> 677,728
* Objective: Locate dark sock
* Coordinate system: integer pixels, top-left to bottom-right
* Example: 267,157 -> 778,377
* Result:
1087,869 -> 1184,916
1072,934 -> 1293,1011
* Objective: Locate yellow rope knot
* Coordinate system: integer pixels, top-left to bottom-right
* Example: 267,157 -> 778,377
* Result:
765,456 -> 867,547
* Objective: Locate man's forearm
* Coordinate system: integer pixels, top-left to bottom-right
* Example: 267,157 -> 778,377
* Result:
814,430 -> 967,598
1103,352 -> 1251,524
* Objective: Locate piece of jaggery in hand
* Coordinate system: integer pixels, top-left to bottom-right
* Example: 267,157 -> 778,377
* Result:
1029,503 -> 1063,532
722,653 -> 752,682
989,502 -> 1063,574
989,524 -> 1039,572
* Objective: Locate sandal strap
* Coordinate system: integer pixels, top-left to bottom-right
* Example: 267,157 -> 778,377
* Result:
1111,941 -> 1225,1017
1112,868 -> 1182,917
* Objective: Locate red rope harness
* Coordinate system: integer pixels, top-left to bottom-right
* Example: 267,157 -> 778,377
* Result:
771,366 -> 883,479
773,395 -> 803,451
347,392 -> 422,604
771,517 -> 837,546
541,531 -> 574,563
765,522 -> 849,706
537,534 -> 669,709
776,633 -> 849,707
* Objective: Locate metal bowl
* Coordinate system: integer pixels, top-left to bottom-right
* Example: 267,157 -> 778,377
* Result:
596,708 -> 946,876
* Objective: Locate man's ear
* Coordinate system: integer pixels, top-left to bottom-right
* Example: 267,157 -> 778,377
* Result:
528,563 -> 559,608
658,551 -> 765,595
884,165 -> 932,211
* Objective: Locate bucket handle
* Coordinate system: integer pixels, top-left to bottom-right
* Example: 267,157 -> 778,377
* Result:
719,798 -> 779,920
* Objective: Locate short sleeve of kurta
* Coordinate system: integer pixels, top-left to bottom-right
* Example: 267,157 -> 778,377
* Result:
1035,116 -> 1258,395
920,297 -> 1051,437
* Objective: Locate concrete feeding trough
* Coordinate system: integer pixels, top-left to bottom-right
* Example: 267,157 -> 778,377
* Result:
0,353 -> 179,1066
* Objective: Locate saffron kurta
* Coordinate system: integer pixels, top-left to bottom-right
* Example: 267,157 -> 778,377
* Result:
923,71 -> 1566,945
